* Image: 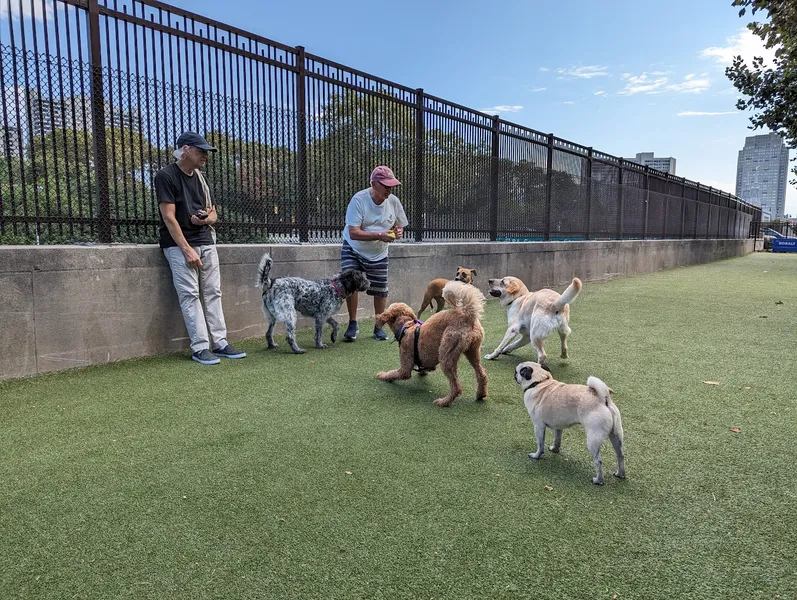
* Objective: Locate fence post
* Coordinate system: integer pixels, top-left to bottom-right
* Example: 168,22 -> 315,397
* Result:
661,174 -> 669,239
617,158 -> 624,240
544,133 -> 553,241
489,116 -> 500,241
680,178 -> 686,239
415,88 -> 425,242
732,199 -> 739,239
643,166 -> 650,240
694,186 -> 700,239
585,147 -> 593,240
87,0 -> 111,243
707,186 -> 713,239
295,46 -> 309,242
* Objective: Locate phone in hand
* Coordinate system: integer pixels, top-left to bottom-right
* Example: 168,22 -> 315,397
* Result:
196,210 -> 208,220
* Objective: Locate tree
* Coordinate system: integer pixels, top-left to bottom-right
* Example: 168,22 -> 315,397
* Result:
726,0 -> 797,184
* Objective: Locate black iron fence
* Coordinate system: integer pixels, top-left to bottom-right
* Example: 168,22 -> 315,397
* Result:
749,220 -> 797,239
0,0 -> 761,245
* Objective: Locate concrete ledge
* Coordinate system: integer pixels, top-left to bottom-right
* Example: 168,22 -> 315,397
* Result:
0,239 -> 753,380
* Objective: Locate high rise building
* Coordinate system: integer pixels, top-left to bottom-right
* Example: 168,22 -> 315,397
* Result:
628,152 -> 677,174
735,132 -> 789,219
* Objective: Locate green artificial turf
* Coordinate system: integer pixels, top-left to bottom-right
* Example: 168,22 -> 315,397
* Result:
1,252 -> 795,599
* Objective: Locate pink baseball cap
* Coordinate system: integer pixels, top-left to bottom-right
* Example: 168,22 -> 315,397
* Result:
370,165 -> 402,187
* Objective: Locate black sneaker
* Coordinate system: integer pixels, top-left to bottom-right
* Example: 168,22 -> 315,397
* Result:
192,349 -> 220,365
213,344 -> 247,359
343,320 -> 359,342
373,327 -> 388,341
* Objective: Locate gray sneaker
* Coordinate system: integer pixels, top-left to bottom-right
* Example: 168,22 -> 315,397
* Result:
213,344 -> 246,359
192,349 -> 220,365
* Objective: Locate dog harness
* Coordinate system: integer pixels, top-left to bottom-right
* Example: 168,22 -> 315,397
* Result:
394,319 -> 435,373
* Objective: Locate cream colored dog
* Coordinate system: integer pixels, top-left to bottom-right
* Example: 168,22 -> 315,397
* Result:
485,276 -> 582,364
514,361 -> 625,485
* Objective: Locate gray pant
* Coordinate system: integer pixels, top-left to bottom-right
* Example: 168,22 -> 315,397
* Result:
164,245 -> 229,353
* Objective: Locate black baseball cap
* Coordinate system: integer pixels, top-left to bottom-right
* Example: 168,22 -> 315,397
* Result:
175,131 -> 217,152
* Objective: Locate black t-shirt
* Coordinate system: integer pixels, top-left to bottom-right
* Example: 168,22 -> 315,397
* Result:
155,163 -> 214,248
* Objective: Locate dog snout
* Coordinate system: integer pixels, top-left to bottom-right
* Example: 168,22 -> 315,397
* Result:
489,289 -> 502,298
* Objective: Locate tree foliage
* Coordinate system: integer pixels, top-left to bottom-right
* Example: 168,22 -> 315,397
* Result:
726,0 -> 797,184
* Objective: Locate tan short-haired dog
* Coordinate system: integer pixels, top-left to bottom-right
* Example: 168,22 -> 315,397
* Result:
514,361 -> 625,485
485,276 -> 582,364
376,281 -> 487,407
418,267 -> 477,316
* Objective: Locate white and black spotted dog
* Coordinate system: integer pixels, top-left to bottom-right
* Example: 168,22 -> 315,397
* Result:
256,252 -> 370,354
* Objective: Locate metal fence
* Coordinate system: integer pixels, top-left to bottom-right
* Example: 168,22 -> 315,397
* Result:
0,0 -> 761,245
749,220 -> 797,239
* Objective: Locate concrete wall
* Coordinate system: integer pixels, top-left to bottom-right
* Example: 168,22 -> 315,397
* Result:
1,238 -> 753,380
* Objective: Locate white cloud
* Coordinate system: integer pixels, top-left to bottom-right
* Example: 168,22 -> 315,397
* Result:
539,67 -> 550,72
677,111 -> 736,117
528,87 -> 547,92
667,73 -> 711,94
556,65 -> 609,80
618,72 -> 711,95
479,105 -> 524,114
0,0 -> 53,21
701,27 -> 778,68
618,72 -> 669,95
593,90 -> 607,96
564,101 -> 575,105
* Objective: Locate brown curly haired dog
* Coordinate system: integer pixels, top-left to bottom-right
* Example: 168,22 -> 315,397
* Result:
375,281 -> 488,407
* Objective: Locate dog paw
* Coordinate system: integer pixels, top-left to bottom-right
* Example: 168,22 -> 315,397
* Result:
330,333 -> 337,343
484,353 -> 497,360
316,343 -> 328,350
592,477 -> 605,485
548,445 -> 560,453
292,348 -> 306,355
614,471 -> 626,480
376,372 -> 392,381
560,352 -> 569,359
528,451 -> 543,460
267,344 -> 278,350
433,398 -> 453,407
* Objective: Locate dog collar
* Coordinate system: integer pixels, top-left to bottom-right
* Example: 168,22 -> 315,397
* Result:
528,380 -> 541,388
330,280 -> 345,298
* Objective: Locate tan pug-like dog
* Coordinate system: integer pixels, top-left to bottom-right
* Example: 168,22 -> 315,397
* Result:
419,267 -> 477,316
514,361 -> 625,485
485,276 -> 581,364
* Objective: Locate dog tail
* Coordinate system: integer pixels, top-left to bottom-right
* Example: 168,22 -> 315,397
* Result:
256,252 -> 274,289
588,376 -> 624,440
442,280 -> 485,322
554,277 -> 582,311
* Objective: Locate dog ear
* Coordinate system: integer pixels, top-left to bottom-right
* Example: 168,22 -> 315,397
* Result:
505,279 -> 520,295
471,269 -> 476,276
540,363 -> 551,373
519,366 -> 532,380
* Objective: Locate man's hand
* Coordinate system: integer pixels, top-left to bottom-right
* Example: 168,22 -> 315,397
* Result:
183,246 -> 203,269
190,212 -> 209,226
378,231 -> 396,243
393,225 -> 404,239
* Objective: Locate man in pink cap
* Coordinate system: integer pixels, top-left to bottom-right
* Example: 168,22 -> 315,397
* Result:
340,165 -> 409,341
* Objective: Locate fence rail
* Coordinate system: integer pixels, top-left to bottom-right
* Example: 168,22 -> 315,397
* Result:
0,0 -> 761,245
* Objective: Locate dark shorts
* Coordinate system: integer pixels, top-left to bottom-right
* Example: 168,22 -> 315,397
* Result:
341,241 -> 389,297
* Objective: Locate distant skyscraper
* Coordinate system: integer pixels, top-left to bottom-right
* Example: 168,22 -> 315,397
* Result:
735,132 -> 789,219
629,152 -> 677,174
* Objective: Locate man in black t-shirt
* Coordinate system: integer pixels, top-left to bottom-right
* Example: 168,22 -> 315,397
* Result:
156,131 -> 246,365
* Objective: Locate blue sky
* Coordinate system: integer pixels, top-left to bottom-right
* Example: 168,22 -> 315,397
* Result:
163,0 -> 795,216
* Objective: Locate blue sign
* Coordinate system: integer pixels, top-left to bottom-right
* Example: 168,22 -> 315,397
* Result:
772,238 -> 797,253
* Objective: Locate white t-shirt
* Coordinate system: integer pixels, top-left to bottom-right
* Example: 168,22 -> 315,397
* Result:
342,188 -> 409,261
